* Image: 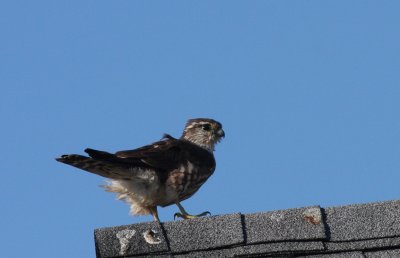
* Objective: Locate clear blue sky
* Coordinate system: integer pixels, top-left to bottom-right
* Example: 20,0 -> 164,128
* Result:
1,1 -> 400,257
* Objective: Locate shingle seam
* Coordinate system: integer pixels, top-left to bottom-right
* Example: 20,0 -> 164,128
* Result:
126,252 -> 174,258
360,245 -> 400,253
294,251 -> 367,257
119,251 -> 173,258
327,235 -> 400,243
320,208 -> 331,240
244,239 -> 328,246
321,241 -> 328,253
169,241 -> 325,257
126,251 -> 173,257
237,253 -> 297,258
240,214 -> 248,244
243,239 -> 328,245
236,249 -> 322,257
317,241 -> 400,255
167,242 -> 245,255
159,222 -> 172,253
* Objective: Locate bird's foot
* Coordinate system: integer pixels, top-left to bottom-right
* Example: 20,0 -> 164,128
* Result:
174,211 -> 211,220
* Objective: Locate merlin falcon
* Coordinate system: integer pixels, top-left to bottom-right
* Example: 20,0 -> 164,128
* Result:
56,118 -> 225,222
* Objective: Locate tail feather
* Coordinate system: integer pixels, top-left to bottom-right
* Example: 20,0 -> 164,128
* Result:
55,154 -> 131,180
85,148 -> 118,162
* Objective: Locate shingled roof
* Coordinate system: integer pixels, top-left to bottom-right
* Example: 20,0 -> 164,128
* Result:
94,200 -> 400,257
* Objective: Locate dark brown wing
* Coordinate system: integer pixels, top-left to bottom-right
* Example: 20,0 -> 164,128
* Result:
84,134 -> 182,171
113,134 -> 184,170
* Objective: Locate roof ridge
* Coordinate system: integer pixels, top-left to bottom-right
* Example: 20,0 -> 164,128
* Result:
94,199 -> 400,257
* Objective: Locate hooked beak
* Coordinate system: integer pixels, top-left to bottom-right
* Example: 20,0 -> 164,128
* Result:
217,129 -> 225,138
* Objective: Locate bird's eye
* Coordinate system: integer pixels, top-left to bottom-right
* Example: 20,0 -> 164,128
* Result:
202,124 -> 211,131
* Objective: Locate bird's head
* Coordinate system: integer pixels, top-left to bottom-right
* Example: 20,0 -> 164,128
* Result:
181,118 -> 225,152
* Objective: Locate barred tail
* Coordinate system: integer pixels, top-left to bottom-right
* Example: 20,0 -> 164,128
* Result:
55,154 -> 128,179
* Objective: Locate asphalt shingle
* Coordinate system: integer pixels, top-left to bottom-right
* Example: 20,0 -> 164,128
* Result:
94,199 -> 400,258
127,254 -> 174,258
239,241 -> 325,256
162,213 -> 244,253
325,237 -> 400,252
297,251 -> 365,258
364,248 -> 400,258
95,221 -> 169,257
244,206 -> 326,244
173,241 -> 325,258
173,248 -> 236,258
325,200 -> 400,241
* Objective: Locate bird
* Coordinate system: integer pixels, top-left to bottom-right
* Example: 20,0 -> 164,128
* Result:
55,118 -> 225,222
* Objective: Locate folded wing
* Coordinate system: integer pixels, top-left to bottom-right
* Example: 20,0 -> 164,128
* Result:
86,134 -> 184,171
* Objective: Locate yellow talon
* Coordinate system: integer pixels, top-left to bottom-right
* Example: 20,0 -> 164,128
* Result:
174,211 -> 211,220
174,202 -> 211,220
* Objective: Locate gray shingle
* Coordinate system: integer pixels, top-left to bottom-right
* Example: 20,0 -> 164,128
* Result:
93,199 -> 400,258
297,251 -> 365,258
173,248 -> 237,258
325,237 -> 400,252
325,200 -> 400,241
239,241 -> 325,256
95,221 -> 169,258
174,241 -> 324,258
244,206 -> 327,244
163,213 -> 244,253
364,248 -> 400,258
126,254 -> 174,258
